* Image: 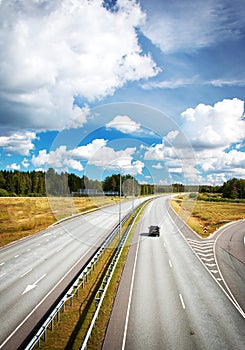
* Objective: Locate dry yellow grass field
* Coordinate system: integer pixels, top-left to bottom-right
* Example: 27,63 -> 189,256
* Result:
0,196 -> 120,247
171,195 -> 245,237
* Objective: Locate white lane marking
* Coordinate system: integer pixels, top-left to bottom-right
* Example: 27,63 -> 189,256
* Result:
0,241 -> 97,349
188,241 -> 214,249
210,270 -> 219,274
205,263 -> 216,267
22,273 -> 46,295
200,257 -> 215,262
0,273 -> 7,279
56,247 -> 63,253
14,255 -> 19,258
168,209 -> 245,319
20,268 -> 32,278
168,260 -> 172,268
163,241 -> 166,248
187,238 -> 214,245
196,252 -> 214,257
26,249 -> 31,252
179,293 -> 186,309
0,262 -> 5,266
122,233 -> 141,350
194,248 -> 213,253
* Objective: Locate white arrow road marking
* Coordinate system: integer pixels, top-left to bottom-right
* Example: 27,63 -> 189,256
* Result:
22,273 -> 46,295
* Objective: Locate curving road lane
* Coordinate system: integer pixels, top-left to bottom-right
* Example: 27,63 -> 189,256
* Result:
103,196 -> 245,350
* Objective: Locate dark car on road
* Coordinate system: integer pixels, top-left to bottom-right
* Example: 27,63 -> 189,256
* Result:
149,225 -> 160,237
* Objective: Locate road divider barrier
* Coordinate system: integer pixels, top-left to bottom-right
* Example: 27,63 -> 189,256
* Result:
24,200 -> 148,350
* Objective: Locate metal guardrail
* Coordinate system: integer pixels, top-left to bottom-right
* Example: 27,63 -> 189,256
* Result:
23,206 -> 140,350
78,207 -> 141,350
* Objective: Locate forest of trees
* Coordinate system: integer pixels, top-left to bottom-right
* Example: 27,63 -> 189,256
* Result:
0,169 -> 153,197
0,169 -> 244,200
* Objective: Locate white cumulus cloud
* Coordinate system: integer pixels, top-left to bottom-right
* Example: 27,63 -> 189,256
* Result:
6,163 -> 21,170
106,115 -> 141,134
181,98 -> 245,150
31,138 -> 143,175
0,0 -> 159,131
0,131 -> 36,156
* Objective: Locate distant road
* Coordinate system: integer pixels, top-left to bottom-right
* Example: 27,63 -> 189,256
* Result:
103,196 -> 245,350
0,197 -> 147,350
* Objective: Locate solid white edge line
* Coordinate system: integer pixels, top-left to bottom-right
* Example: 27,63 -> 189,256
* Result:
168,206 -> 245,319
179,293 -> 186,309
121,225 -> 141,350
213,227 -> 245,318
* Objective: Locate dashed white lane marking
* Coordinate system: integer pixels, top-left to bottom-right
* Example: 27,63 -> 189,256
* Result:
0,273 -> 6,279
20,268 -> 32,278
14,255 -> 19,258
169,260 -> 172,268
0,262 -> 5,266
56,247 -> 63,253
179,293 -> 186,309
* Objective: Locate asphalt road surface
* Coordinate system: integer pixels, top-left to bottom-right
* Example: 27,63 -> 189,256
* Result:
103,196 -> 245,350
0,197 -> 147,350
215,220 -> 245,312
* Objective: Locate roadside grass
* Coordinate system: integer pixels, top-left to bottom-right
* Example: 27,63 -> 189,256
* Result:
86,205 -> 144,349
37,245 -> 117,350
171,194 -> 245,237
0,196 -> 120,247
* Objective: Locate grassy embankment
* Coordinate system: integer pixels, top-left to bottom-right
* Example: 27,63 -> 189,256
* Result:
171,193 -> 245,237
0,196 -> 121,247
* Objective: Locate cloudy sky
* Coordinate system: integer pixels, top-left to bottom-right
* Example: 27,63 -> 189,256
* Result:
0,0 -> 244,186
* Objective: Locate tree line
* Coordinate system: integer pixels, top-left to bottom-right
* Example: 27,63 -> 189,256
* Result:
0,169 -> 151,197
0,169 -> 244,199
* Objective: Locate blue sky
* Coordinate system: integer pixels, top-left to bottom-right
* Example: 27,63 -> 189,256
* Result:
0,0 -> 244,186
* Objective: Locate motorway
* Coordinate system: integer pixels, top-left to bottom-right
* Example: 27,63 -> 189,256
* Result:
103,196 -> 245,350
0,197 -> 146,350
